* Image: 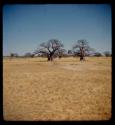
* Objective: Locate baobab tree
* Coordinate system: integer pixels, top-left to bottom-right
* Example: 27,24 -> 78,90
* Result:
73,39 -> 94,61
35,39 -> 64,61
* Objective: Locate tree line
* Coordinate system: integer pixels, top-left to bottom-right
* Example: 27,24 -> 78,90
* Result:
9,39 -> 111,61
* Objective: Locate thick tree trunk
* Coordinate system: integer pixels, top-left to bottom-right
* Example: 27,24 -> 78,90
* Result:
47,57 -> 50,61
80,48 -> 85,61
47,53 -> 53,61
59,55 -> 62,59
50,52 -> 54,61
47,54 -> 50,61
80,55 -> 85,61
50,55 -> 53,61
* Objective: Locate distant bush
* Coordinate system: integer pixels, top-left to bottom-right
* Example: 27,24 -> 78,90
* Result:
93,52 -> 102,57
103,51 -> 111,57
24,53 -> 34,58
10,53 -> 19,57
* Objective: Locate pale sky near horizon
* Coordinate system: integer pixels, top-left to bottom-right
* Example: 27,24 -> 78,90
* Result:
3,4 -> 112,56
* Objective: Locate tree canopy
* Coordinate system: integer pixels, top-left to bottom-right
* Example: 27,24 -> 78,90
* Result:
73,39 -> 95,61
35,39 -> 64,61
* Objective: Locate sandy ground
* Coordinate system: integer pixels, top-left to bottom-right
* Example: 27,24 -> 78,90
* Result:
3,57 -> 112,121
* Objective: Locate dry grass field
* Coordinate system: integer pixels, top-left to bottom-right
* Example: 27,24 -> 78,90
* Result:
3,57 -> 112,121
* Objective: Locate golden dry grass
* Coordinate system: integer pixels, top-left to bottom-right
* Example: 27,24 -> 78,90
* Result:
3,57 -> 112,121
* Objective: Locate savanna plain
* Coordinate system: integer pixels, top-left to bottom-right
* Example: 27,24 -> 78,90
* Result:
3,57 -> 112,121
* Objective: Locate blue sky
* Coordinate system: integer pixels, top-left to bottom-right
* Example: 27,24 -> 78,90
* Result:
3,4 -> 111,56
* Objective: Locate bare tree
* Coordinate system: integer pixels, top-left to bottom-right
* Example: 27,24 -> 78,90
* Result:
73,39 -> 94,61
35,39 -> 64,61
